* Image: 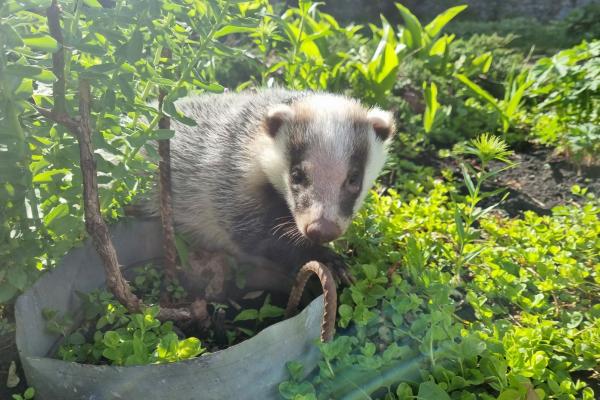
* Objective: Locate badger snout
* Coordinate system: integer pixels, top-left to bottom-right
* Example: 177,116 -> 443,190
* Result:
306,218 -> 342,244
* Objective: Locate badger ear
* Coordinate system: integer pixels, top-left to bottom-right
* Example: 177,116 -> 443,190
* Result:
367,107 -> 395,141
265,104 -> 295,137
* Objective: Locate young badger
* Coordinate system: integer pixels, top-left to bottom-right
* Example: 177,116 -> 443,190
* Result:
150,89 -> 395,282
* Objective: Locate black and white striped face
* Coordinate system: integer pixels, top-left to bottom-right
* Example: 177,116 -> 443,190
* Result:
259,94 -> 395,245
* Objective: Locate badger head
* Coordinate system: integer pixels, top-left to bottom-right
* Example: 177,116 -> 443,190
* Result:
258,94 -> 395,245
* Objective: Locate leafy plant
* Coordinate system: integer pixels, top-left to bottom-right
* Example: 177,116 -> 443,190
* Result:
54,290 -> 204,366
279,137 -> 598,399
12,387 -> 35,400
455,71 -> 532,133
526,40 -> 600,165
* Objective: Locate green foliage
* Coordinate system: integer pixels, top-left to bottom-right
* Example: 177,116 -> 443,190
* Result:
1,1 -> 599,397
526,40 -> 600,165
280,136 -> 599,399
565,1 -> 600,42
454,71 -> 532,134
0,0 -> 264,302
448,18 -> 575,55
51,289 -> 204,365
12,387 -> 35,400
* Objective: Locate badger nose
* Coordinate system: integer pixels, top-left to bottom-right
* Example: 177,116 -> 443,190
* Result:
306,219 -> 342,244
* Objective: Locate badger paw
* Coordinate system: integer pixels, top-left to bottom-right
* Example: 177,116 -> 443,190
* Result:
314,249 -> 355,287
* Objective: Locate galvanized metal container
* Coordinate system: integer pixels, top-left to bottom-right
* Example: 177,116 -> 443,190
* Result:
15,219 -> 322,400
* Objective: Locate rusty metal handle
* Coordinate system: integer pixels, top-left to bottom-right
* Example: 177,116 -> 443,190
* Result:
285,261 -> 337,342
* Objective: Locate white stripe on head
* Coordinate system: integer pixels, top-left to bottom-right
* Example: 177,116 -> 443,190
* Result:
354,107 -> 395,213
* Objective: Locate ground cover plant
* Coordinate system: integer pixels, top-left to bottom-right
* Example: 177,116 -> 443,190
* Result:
1,0 -> 599,399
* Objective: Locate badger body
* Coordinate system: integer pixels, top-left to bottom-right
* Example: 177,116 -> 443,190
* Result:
150,89 -> 395,276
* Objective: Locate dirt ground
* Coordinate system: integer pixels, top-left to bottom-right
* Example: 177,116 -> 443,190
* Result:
487,147 -> 600,217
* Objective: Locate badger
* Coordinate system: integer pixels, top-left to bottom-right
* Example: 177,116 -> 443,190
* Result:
146,89 -> 395,283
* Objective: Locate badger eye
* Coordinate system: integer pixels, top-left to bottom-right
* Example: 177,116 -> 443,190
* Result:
346,171 -> 361,193
290,167 -> 307,186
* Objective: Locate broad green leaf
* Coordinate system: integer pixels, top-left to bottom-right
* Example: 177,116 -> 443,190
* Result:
396,3 -> 423,49
33,168 -> 71,183
259,304 -> 284,319
417,382 -> 451,400
424,5 -> 468,38
152,129 -> 175,140
454,73 -> 502,113
22,35 -> 59,52
233,309 -> 259,322
7,267 -> 27,290
428,36 -> 448,57
43,203 -> 69,226
5,65 -> 57,83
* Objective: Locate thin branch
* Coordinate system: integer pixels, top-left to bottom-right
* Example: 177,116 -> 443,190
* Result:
47,0 -> 67,116
157,47 -> 177,284
78,79 -> 142,312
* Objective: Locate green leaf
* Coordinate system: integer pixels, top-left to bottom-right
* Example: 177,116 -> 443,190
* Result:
286,361 -> 305,381
396,3 -> 423,50
424,5 -> 468,39
417,381 -> 451,400
33,168 -> 70,183
117,74 -> 135,101
423,81 -> 439,133
22,35 -> 59,52
126,30 -> 144,63
7,267 -> 27,290
259,303 -> 284,320
24,387 -> 36,400
177,337 -> 204,359
152,129 -> 175,140
460,164 -> 476,198
43,203 -> 69,226
454,73 -> 500,110
83,0 -> 103,7
214,25 -> 257,39
163,97 -> 197,126
233,309 -> 259,322
5,65 -> 57,83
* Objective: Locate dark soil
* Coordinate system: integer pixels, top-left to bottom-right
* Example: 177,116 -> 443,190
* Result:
486,147 -> 600,217
0,306 -> 27,399
412,145 -> 600,217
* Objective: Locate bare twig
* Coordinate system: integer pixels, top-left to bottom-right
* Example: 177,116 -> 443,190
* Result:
157,47 -> 177,283
285,261 -> 337,342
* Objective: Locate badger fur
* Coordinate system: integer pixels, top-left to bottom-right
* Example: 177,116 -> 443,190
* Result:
147,89 -> 395,280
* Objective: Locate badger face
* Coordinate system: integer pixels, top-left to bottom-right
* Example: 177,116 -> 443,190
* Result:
259,94 -> 395,245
